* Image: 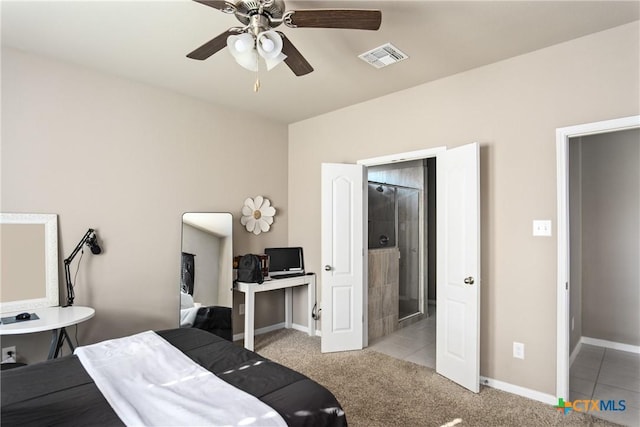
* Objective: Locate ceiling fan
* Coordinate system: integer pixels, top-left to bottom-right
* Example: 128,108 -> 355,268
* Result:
186,0 -> 382,78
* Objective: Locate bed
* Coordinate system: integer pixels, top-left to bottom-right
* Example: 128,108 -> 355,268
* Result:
1,328 -> 347,426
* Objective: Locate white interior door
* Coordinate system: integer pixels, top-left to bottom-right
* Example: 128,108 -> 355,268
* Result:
436,142 -> 481,393
321,163 -> 366,353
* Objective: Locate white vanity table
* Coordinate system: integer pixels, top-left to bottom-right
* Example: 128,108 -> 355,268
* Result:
235,274 -> 316,351
0,306 -> 95,359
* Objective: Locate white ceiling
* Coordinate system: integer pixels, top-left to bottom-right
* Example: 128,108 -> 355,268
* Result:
183,212 -> 232,236
2,1 -> 639,124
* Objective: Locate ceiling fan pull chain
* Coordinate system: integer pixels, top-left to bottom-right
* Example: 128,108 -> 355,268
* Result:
254,57 -> 261,92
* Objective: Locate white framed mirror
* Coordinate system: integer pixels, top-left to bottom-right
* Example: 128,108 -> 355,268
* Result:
179,212 -> 233,328
0,213 -> 59,313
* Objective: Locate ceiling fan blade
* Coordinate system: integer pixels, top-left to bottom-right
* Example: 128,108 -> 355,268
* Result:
192,0 -> 236,13
277,32 -> 314,76
187,29 -> 235,60
285,9 -> 381,30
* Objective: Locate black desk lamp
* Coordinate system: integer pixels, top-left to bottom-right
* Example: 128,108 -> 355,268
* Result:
64,229 -> 102,307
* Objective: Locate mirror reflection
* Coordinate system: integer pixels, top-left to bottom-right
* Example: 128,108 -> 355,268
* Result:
179,213 -> 233,338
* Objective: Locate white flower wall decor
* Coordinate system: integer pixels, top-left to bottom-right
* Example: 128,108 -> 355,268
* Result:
240,196 -> 276,235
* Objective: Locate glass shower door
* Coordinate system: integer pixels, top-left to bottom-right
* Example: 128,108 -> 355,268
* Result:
397,187 -> 421,319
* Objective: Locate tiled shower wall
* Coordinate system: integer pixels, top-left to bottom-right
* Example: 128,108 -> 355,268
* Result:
368,247 -> 399,342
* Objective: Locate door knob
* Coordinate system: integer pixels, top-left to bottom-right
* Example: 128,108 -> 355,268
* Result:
324,265 -> 332,271
464,276 -> 475,285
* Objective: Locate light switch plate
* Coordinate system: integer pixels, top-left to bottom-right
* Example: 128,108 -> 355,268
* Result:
533,220 -> 552,237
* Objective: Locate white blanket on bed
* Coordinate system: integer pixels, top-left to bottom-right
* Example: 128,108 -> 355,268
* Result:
74,331 -> 287,427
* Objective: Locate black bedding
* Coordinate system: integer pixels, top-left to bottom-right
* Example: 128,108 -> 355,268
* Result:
1,328 -> 347,426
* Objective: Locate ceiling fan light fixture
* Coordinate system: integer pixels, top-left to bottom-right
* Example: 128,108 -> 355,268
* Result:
227,33 -> 254,54
256,31 -> 283,58
260,38 -> 275,52
236,51 -> 259,71
250,30 -> 287,71
227,33 -> 259,71
263,52 -> 287,71
234,38 -> 252,52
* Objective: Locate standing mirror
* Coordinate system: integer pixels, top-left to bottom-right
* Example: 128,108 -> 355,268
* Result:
179,213 -> 233,335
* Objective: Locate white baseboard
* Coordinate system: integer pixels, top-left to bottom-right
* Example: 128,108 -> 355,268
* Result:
581,336 -> 640,354
233,322 -> 286,342
293,323 -> 322,337
232,322 -> 318,342
290,323 -> 309,334
570,341 -> 582,367
480,376 -> 557,406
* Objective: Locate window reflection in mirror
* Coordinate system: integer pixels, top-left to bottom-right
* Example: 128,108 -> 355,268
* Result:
179,213 -> 233,328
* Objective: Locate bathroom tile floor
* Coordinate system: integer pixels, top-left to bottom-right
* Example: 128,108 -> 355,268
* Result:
368,306 -> 436,369
569,344 -> 640,426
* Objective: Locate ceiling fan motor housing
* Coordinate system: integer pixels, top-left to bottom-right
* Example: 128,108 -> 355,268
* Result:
235,0 -> 285,27
248,14 -> 271,36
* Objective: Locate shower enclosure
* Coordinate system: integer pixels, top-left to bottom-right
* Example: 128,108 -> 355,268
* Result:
368,182 -> 422,320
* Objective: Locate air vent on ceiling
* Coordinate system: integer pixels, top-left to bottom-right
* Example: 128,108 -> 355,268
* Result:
358,43 -> 408,69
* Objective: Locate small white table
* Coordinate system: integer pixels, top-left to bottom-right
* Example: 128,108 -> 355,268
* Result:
0,306 -> 95,359
236,274 -> 316,351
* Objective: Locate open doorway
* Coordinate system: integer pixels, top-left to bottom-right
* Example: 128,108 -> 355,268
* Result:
322,142 -> 480,392
556,116 -> 640,421
364,157 -> 437,368
567,128 -> 640,425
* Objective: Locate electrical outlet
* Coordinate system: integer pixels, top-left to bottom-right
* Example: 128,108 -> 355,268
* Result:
2,346 -> 16,362
513,342 -> 525,359
239,304 -> 245,316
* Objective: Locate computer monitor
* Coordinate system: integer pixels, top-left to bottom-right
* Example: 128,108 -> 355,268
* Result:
265,247 -> 304,278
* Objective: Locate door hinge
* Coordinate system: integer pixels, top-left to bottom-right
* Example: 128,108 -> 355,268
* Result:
565,282 -> 569,290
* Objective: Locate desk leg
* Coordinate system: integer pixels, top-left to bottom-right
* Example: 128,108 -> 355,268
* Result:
244,290 -> 255,351
48,329 -> 60,359
48,327 -> 74,359
284,288 -> 293,329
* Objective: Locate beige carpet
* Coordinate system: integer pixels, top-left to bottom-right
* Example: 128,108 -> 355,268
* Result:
254,329 -> 620,427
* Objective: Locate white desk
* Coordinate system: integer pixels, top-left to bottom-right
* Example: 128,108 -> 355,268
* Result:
236,274 -> 316,351
0,306 -> 95,359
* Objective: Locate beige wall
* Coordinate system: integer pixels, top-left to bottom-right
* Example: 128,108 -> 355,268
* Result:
1,48 -> 289,362
288,22 -> 640,395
